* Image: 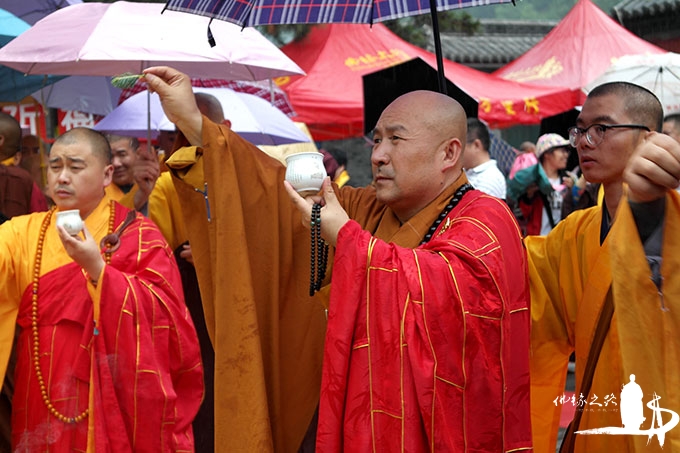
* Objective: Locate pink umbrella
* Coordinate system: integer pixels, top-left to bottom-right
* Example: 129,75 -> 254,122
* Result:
0,1 -> 303,81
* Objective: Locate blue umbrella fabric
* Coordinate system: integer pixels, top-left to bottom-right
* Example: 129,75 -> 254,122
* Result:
0,7 -> 63,102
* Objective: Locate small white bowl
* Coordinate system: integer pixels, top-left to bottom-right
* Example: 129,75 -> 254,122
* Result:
285,152 -> 327,194
55,209 -> 83,236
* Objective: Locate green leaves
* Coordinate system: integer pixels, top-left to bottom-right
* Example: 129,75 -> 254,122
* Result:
111,73 -> 143,89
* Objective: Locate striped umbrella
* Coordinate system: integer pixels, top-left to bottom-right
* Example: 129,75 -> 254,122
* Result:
120,78 -> 296,117
163,0 -> 518,94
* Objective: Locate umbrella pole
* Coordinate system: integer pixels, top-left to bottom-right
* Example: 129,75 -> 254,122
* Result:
428,0 -> 447,95
147,89 -> 152,151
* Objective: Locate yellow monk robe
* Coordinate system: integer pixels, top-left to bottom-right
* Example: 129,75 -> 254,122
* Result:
0,197 -> 203,451
526,189 -> 680,452
119,172 -> 188,252
104,183 -> 124,201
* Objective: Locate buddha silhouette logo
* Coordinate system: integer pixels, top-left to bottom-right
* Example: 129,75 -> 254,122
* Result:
576,374 -> 680,447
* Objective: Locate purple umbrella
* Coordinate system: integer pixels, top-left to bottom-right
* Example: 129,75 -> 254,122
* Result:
2,0 -> 81,25
163,0 -> 518,93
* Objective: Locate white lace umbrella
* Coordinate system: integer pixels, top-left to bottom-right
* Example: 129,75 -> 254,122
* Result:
585,52 -> 680,115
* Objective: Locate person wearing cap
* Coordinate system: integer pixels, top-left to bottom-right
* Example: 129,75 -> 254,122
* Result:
526,81 -> 680,452
507,133 -> 575,236
508,141 -> 538,180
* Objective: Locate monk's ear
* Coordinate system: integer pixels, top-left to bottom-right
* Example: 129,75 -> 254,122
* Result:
222,119 -> 232,129
442,137 -> 463,170
103,164 -> 114,187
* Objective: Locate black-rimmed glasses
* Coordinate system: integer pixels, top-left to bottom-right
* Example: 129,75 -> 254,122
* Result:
567,124 -> 650,147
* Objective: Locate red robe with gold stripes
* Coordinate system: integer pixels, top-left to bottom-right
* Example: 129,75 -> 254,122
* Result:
1,199 -> 203,452
318,187 -> 532,452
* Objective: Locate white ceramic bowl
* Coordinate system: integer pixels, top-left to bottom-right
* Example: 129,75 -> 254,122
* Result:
55,209 -> 83,236
285,152 -> 327,194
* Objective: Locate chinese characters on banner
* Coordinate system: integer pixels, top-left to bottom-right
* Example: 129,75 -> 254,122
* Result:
1,99 -> 98,141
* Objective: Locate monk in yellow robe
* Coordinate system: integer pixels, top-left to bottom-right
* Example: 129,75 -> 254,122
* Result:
526,81 -> 680,452
144,66 -> 533,452
0,128 -> 204,451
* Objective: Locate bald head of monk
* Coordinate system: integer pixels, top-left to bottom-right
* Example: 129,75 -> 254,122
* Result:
370,90 -> 467,222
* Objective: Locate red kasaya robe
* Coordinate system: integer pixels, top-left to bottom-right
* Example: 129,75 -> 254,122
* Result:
320,183 -> 533,452
0,198 -> 203,452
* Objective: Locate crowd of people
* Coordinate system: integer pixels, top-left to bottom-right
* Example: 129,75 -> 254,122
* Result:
0,65 -> 678,453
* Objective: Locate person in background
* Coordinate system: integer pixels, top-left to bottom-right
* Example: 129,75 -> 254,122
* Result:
0,127 -> 204,451
462,117 -> 507,199
0,113 -> 49,452
527,81 -> 680,452
0,113 -> 48,221
507,133 -> 575,236
663,111 -> 680,142
509,140 -> 538,179
145,64 -> 532,452
325,147 -> 351,187
105,134 -> 140,199
19,134 -> 47,194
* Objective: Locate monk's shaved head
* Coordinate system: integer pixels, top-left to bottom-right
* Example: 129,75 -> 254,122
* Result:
371,90 -> 468,221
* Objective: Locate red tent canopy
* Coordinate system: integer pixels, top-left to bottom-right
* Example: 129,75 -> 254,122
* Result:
493,0 -> 666,104
276,23 -> 576,141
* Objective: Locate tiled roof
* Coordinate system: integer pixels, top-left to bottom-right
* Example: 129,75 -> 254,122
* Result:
435,34 -> 544,71
612,0 -> 680,20
431,20 -> 557,72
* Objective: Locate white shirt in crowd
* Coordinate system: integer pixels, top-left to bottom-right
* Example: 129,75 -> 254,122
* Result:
465,160 -> 507,200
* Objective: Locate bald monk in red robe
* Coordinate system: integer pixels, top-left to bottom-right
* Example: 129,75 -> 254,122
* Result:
0,127 -> 203,451
144,66 -> 532,452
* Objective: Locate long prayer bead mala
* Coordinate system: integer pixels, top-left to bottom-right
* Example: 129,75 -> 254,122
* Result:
309,203 -> 328,296
420,183 -> 473,245
31,201 -> 115,424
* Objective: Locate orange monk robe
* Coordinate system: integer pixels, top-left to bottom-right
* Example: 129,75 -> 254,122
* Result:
0,197 -> 204,451
526,190 -> 680,452
166,119 -> 532,451
119,172 -> 188,252
166,122 -> 328,452
321,182 -> 533,451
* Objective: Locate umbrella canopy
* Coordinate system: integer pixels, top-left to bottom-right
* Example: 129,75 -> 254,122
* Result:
277,24 -> 576,140
0,1 -> 304,81
120,78 -> 296,117
2,0 -> 81,25
163,0 -> 517,93
30,76 -> 121,116
93,88 -> 311,146
584,52 -> 680,116
31,76 -> 296,117
0,7 -> 31,45
493,0 -> 666,105
0,7 -> 64,102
